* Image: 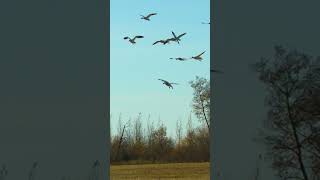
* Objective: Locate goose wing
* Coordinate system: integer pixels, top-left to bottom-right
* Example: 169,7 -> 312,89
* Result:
171,31 -> 178,39
177,33 -> 186,39
123,37 -> 129,40
170,82 -> 179,85
133,35 -> 144,41
146,13 -> 157,18
135,35 -> 144,39
158,79 -> 168,83
153,40 -> 164,45
196,51 -> 206,57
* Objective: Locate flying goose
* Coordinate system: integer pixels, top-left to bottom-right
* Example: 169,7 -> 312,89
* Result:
171,31 -> 187,44
158,79 -> 179,89
191,51 -> 206,61
123,35 -> 144,44
170,57 -> 189,61
140,13 -> 157,21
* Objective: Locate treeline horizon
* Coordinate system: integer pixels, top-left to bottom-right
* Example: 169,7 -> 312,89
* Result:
110,113 -> 210,164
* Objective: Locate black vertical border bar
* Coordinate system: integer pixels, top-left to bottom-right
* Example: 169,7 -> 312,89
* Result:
105,0 -> 110,179
210,0 -> 215,179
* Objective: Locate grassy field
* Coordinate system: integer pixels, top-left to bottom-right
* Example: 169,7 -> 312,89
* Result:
110,162 -> 210,180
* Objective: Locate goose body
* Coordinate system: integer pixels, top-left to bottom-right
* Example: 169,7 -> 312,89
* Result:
158,79 -> 178,89
170,57 -> 188,61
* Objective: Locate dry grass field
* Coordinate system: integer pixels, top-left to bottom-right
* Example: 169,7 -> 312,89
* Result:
110,162 -> 210,180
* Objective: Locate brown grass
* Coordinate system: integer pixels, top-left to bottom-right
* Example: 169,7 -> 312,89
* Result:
110,162 -> 210,180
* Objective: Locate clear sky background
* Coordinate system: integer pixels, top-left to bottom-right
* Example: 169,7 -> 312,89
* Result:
110,0 -> 210,137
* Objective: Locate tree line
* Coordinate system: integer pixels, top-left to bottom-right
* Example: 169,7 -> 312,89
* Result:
110,113 -> 209,164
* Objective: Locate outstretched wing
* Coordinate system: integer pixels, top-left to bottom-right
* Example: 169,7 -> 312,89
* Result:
171,31 -> 177,39
135,35 -> 144,39
133,35 -> 144,41
196,51 -> 206,57
153,40 -> 163,45
123,37 -> 129,40
177,33 -> 186,39
158,79 -> 167,83
170,83 -> 179,85
146,13 -> 157,18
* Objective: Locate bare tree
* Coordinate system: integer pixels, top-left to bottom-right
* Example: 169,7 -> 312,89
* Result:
113,114 -> 127,162
183,113 -> 197,161
131,113 -> 145,160
253,45 -> 320,180
115,124 -> 126,161
189,76 -> 210,130
176,118 -> 183,147
145,117 -> 155,162
133,113 -> 143,144
149,122 -> 174,162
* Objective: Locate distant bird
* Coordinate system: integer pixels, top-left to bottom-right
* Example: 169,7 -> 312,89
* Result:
191,51 -> 206,61
123,35 -> 144,44
171,31 -> 187,44
158,79 -> 179,89
170,57 -> 189,61
140,13 -> 157,21
153,38 -> 175,45
210,69 -> 224,73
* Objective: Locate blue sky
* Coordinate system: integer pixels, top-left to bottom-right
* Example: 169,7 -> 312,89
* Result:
110,0 -> 210,137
